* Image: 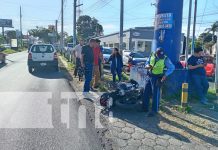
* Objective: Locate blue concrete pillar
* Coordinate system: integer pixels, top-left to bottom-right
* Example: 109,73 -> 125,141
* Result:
153,0 -> 184,65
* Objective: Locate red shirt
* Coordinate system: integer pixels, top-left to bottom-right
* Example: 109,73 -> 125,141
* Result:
93,47 -> 101,65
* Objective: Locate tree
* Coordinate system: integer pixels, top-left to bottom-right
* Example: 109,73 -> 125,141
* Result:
205,21 -> 218,42
66,36 -> 73,43
0,35 -> 5,44
28,26 -> 57,43
77,15 -> 103,40
198,32 -> 217,44
197,30 -> 217,54
5,30 -> 16,43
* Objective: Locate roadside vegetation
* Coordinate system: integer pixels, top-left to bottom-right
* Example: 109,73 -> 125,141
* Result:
2,47 -> 27,54
2,49 -> 17,54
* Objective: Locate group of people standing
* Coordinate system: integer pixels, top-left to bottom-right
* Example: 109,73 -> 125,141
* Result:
72,38 -> 209,117
72,38 -> 123,93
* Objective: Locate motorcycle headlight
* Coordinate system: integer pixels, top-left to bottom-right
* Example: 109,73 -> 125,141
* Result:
119,90 -> 125,96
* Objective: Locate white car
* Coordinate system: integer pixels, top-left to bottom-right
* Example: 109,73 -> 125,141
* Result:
123,50 -> 131,66
27,44 -> 58,73
102,47 -> 113,67
64,43 -> 74,61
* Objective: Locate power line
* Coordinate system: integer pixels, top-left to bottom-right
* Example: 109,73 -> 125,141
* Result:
83,0 -> 113,14
125,0 -> 150,11
197,0 -> 208,33
57,0 -> 67,21
83,0 -> 103,12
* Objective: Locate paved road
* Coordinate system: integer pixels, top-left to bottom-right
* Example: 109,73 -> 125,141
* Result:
0,52 -> 102,150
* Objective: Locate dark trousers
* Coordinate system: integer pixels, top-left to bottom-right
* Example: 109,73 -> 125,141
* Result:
83,63 -> 93,92
112,69 -> 122,82
143,75 -> 161,113
99,59 -> 102,77
191,75 -> 209,102
74,58 -> 81,77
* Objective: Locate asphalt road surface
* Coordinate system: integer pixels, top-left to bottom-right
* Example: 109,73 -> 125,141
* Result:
0,51 -> 102,150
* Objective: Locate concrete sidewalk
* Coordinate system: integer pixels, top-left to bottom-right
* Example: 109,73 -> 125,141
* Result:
59,55 -> 218,150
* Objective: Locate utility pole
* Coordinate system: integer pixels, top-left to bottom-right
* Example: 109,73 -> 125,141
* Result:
73,0 -> 77,47
216,31 -> 218,100
77,0 -> 82,17
119,0 -> 124,55
191,0 -> 197,54
55,20 -> 58,33
61,0 -> 64,52
20,6 -> 23,47
55,20 -> 58,43
2,27 -> 4,37
185,0 -> 192,65
73,0 -> 83,46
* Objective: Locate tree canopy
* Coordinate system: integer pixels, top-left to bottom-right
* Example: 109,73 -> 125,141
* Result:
76,15 -> 103,40
28,26 -> 57,43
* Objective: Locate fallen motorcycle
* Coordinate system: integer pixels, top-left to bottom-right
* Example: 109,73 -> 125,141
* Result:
100,79 -> 144,109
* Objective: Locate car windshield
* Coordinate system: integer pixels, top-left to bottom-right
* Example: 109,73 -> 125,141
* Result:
31,45 -> 54,53
102,48 -> 112,55
130,53 -> 144,58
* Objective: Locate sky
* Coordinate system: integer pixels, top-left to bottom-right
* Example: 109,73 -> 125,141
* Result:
0,0 -> 218,37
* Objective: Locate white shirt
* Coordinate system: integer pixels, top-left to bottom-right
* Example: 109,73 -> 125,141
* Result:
73,44 -> 83,58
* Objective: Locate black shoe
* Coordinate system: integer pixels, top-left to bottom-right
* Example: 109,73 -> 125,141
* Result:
147,112 -> 156,117
93,85 -> 99,89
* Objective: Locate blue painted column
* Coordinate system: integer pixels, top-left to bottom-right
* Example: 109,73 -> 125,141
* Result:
153,0 -> 184,65
152,0 -> 187,97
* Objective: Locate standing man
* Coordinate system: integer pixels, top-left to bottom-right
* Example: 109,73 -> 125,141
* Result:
81,39 -> 95,93
144,48 -> 175,117
92,39 -> 103,89
72,39 -> 84,77
188,47 -> 209,105
96,39 -> 104,79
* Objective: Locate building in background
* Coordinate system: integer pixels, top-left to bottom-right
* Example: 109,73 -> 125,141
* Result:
98,27 -> 154,55
98,26 -> 185,57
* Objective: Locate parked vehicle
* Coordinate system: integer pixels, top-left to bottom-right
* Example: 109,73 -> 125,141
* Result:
123,50 -> 131,66
179,55 -> 186,68
204,55 -> 216,81
53,44 -> 61,52
102,47 -> 112,67
126,52 -> 148,72
27,44 -> 58,73
64,43 -> 74,61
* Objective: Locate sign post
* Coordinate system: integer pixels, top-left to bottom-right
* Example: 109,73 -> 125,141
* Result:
0,19 -> 12,28
0,19 -> 13,44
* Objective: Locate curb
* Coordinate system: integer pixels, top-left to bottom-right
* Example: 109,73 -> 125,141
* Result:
58,55 -> 117,150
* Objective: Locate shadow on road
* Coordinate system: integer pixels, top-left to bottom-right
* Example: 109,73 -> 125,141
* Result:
0,63 -> 6,69
104,105 -> 218,147
30,69 -> 65,79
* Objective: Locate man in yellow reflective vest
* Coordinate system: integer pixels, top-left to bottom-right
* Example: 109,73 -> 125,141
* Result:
143,47 -> 175,117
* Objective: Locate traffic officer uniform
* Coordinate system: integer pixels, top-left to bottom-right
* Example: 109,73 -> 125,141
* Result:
144,48 -> 175,117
